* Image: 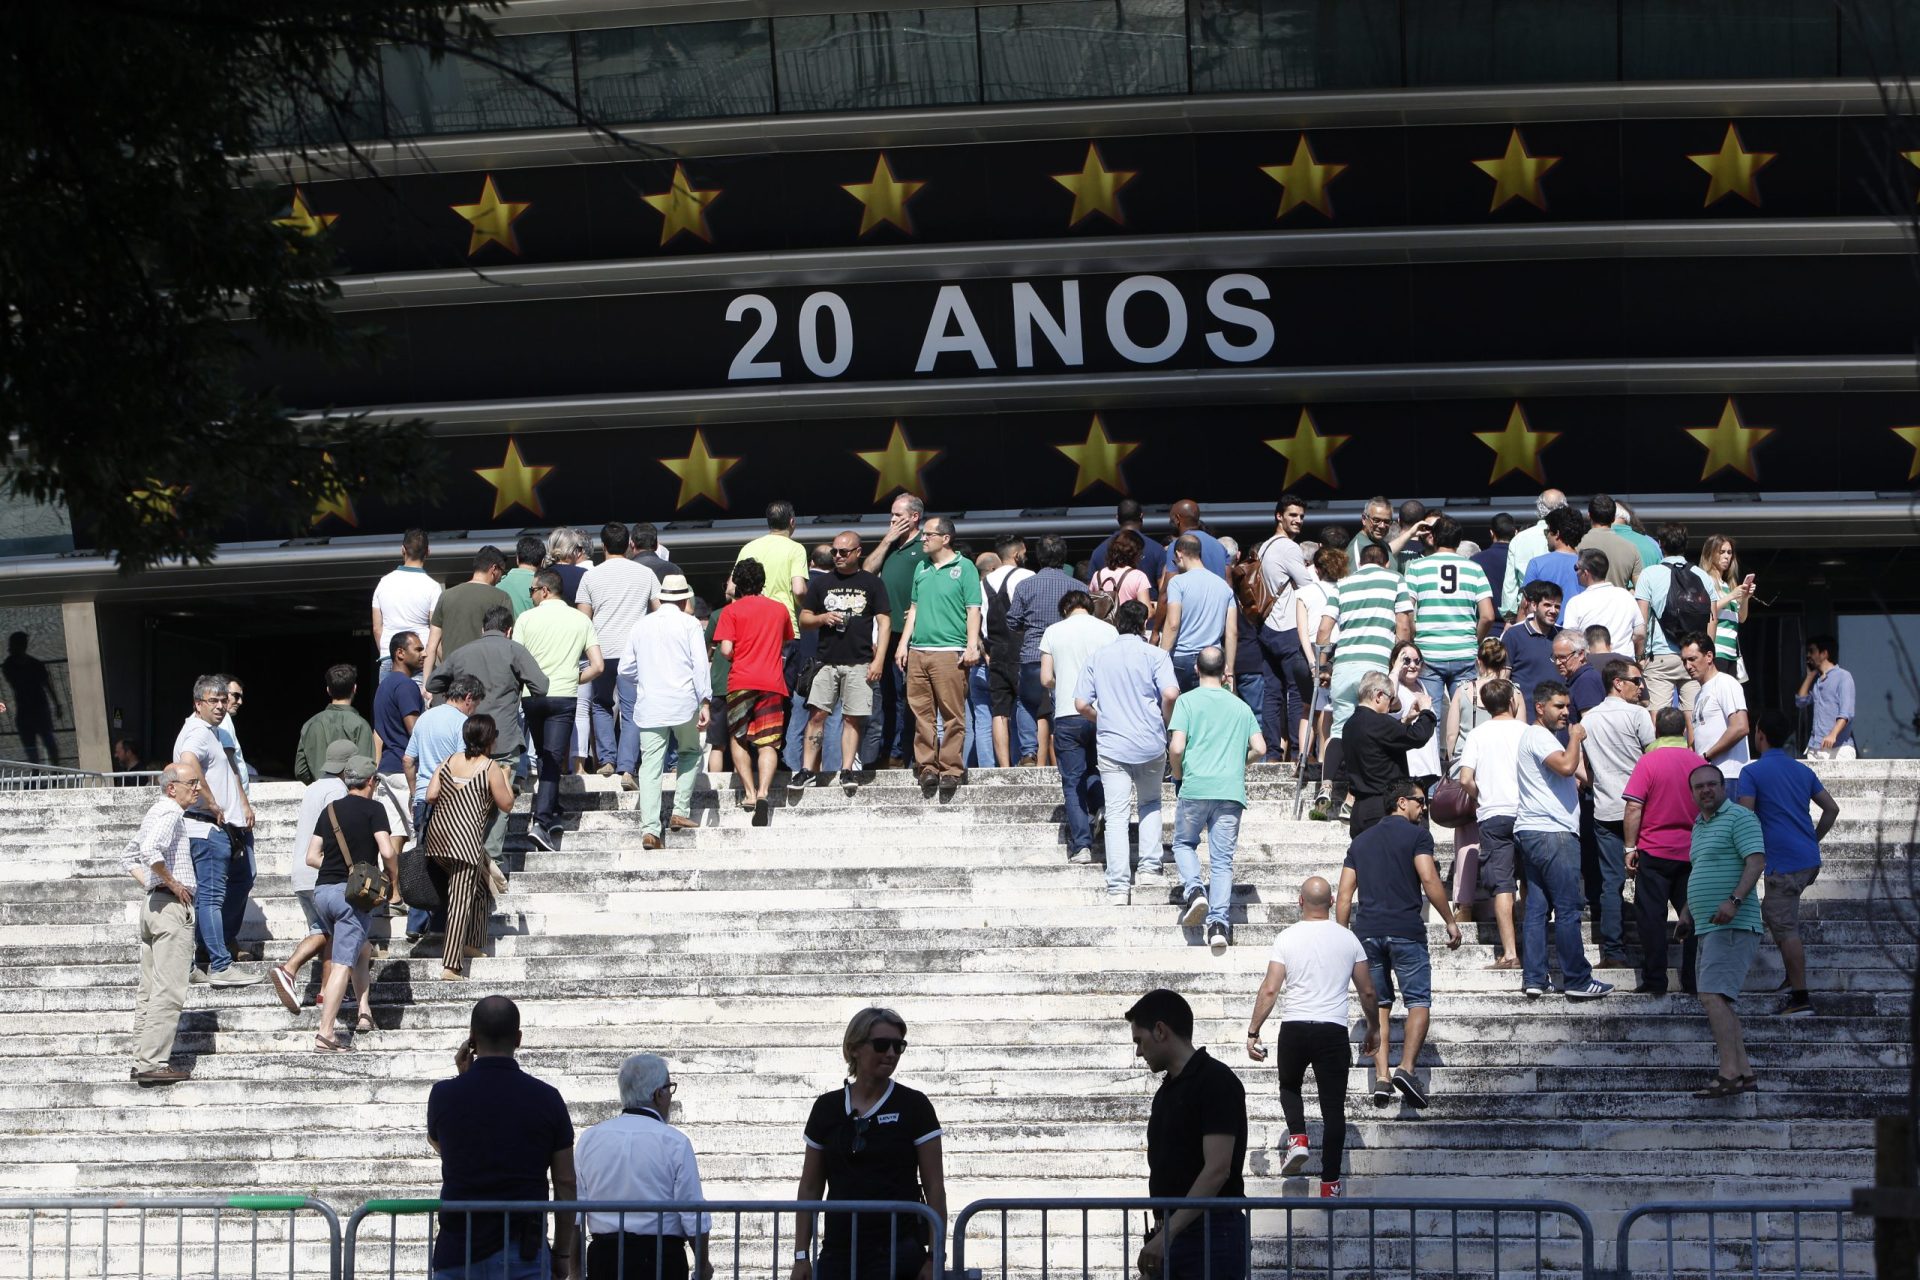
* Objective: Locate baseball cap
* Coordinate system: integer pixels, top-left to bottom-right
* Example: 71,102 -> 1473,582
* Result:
343,755 -> 378,786
323,739 -> 356,776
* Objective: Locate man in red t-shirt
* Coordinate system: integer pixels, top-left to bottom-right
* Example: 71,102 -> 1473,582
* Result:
715,558 -> 794,827
1622,706 -> 1708,995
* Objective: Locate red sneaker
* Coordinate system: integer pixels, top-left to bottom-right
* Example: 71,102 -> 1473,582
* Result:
1320,1180 -> 1343,1199
1281,1135 -> 1310,1176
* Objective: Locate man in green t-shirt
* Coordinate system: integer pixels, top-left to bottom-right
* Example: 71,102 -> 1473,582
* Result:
1679,763 -> 1767,1099
1168,647 -> 1266,955
864,494 -> 931,767
894,515 -> 980,786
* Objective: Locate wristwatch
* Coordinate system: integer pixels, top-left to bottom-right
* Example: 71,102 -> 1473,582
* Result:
794,1251 -> 810,1262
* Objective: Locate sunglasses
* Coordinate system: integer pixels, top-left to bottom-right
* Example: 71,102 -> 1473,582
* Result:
852,1114 -> 873,1154
866,1037 -> 908,1055
832,547 -> 861,556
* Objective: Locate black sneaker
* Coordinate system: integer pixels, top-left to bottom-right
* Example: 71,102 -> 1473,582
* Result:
839,770 -> 861,794
789,769 -> 817,789
527,824 -> 557,853
1207,923 -> 1231,956
1180,890 -> 1209,927
1779,992 -> 1816,1017
1369,1076 -> 1394,1107
752,799 -> 771,827
1391,1068 -> 1429,1108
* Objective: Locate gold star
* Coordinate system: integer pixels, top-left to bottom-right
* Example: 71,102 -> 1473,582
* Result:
450,174 -> 532,257
273,187 -> 337,237
1688,124 -> 1776,208
1905,152 -> 1920,203
1260,136 -> 1349,220
660,430 -> 741,511
1264,409 -> 1349,489
1471,129 -> 1561,212
309,453 -> 357,528
855,422 -> 941,502
1055,415 -> 1139,496
1685,399 -> 1773,482
842,154 -> 927,237
1051,143 -> 1137,228
1474,402 -> 1561,485
642,164 -> 721,246
474,438 -> 553,519
1892,426 -> 1920,481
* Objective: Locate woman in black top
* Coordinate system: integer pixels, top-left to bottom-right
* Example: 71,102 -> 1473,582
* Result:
791,1008 -> 946,1280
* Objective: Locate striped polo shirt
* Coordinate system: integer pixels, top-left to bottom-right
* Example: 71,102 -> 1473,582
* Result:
1686,801 -> 1767,934
1404,553 -> 1492,662
1329,565 -> 1412,671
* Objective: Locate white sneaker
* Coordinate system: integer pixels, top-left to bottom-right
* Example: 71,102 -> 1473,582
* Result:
1135,863 -> 1166,885
1070,848 -> 1094,865
1179,890 -> 1210,927
1107,889 -> 1131,906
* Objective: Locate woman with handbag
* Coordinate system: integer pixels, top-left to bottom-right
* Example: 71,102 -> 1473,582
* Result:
424,713 -> 513,981
303,755 -> 397,1052
790,1007 -> 947,1280
1089,529 -> 1154,616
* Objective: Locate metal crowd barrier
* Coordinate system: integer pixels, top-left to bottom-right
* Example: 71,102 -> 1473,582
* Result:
0,1196 -> 341,1279
953,1196 -> 1597,1280
1612,1200 -> 1867,1279
343,1199 -> 943,1280
0,759 -> 112,791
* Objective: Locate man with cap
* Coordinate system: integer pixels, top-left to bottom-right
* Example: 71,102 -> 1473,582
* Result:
305,753 -> 396,1050
269,739 -> 371,1019
624,574 -> 714,847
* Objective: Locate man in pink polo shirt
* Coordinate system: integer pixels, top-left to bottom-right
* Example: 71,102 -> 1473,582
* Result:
1622,707 -> 1707,995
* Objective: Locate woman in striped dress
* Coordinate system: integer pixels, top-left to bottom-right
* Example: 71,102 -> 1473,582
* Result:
424,713 -> 513,980
1698,535 -> 1754,678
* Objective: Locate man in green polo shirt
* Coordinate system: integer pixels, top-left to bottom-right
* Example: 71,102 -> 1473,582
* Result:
894,515 -> 980,787
1679,763 -> 1767,1099
864,493 -> 931,767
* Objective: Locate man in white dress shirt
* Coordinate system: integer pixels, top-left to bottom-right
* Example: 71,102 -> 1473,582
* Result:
123,757 -> 202,1084
624,576 -> 712,848
575,1054 -> 712,1280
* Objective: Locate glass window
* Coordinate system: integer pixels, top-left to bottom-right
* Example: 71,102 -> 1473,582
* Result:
1189,0 -> 1400,92
1406,0 -> 1616,85
576,20 -> 774,123
260,52 -> 386,147
979,0 -> 1187,102
775,10 -> 981,112
1624,0 -> 1837,79
381,33 -> 578,136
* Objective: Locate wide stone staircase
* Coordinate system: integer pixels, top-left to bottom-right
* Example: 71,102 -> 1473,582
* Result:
0,759 -> 1912,1277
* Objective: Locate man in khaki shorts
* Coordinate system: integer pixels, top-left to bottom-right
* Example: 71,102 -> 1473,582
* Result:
796,531 -> 891,793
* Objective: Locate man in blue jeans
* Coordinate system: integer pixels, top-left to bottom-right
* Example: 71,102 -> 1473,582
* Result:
1078,602 -> 1178,904
1040,591 -> 1118,865
1169,647 -> 1265,956
1338,781 -> 1463,1108
171,674 -> 260,986
1160,535 -> 1236,693
1514,680 -> 1614,1000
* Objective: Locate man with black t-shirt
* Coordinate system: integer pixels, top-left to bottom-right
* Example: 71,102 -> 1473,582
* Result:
1337,781 -> 1462,1110
981,535 -> 1035,767
1127,988 -> 1247,1280
303,756 -> 396,1051
798,532 -> 892,792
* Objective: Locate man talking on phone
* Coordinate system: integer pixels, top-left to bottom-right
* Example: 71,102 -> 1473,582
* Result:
428,996 -> 580,1279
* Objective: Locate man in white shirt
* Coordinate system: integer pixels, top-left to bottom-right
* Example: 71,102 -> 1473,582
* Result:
1682,633 -> 1751,776
1514,679 -> 1613,1000
371,528 -> 441,683
1560,550 -> 1643,655
1455,678 -> 1528,969
625,576 -> 711,849
1256,494 -> 1317,762
1244,875 -> 1379,1199
1040,590 -> 1120,864
579,521 -> 663,787
171,674 -> 259,987
1581,657 -> 1656,970
575,1054 -> 712,1280
123,758 -> 202,1084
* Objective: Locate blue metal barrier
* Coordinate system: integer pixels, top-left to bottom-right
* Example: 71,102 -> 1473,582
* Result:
1612,1200 -> 1866,1279
0,1195 -> 341,1279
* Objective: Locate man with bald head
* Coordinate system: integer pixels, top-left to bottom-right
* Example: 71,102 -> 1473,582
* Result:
1163,499 -> 1229,580
1245,877 -> 1380,1198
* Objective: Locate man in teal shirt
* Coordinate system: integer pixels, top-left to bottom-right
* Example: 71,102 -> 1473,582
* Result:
499,535 -> 541,618
1680,764 -> 1767,1098
1168,647 -> 1266,954
864,494 -> 930,767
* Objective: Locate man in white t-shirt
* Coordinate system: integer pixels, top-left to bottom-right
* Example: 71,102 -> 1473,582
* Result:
1681,633 -> 1750,777
1039,591 -> 1119,864
1513,679 -> 1613,1001
1560,549 -> 1643,655
983,535 -> 1037,767
1244,875 -> 1379,1200
1455,677 -> 1527,969
371,528 -> 441,683
577,521 -> 662,786
1256,495 -> 1317,762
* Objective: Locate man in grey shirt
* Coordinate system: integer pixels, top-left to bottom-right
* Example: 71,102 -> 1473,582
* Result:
1580,656 -> 1655,969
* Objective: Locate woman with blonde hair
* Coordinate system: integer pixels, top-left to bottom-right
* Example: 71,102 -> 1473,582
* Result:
1698,535 -> 1754,677
791,1008 -> 947,1280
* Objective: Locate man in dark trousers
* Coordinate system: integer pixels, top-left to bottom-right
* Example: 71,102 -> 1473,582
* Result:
1127,988 -> 1247,1280
1338,670 -> 1437,837
427,996 -> 578,1280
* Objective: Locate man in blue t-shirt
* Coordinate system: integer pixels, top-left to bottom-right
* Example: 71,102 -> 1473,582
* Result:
374,632 -> 427,777
1734,710 -> 1840,1018
1159,534 -> 1236,693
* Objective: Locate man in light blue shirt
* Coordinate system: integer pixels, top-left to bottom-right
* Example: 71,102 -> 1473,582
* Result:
1160,534 -> 1237,693
1633,523 -> 1717,716
1078,602 -> 1178,906
1795,634 -> 1857,757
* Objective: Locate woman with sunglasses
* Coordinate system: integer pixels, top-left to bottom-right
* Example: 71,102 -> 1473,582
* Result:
792,1008 -> 946,1280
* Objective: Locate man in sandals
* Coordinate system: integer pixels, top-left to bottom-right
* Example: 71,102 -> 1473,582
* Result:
1679,764 -> 1768,1099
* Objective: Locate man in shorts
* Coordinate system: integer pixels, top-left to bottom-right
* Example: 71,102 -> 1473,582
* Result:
1337,781 -> 1462,1109
795,530 -> 890,792
269,739 -> 356,1015
1735,709 -> 1839,1017
1680,764 -> 1767,1098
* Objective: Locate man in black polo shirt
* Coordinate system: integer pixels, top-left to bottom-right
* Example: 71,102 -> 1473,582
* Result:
427,997 -> 578,1280
1127,989 -> 1247,1280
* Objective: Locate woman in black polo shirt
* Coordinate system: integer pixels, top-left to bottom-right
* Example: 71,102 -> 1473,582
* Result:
790,1008 -> 947,1280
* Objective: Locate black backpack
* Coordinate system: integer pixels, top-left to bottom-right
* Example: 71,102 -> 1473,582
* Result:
1656,563 -> 1712,646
